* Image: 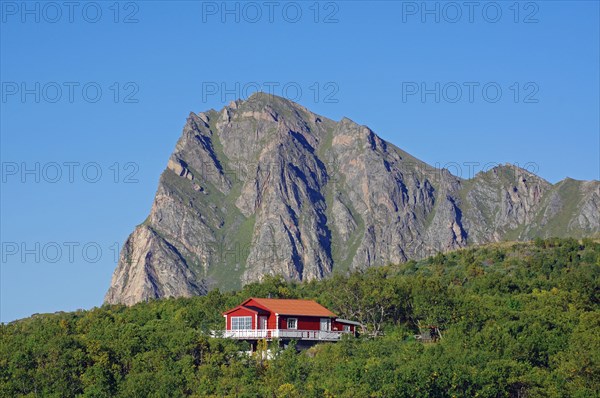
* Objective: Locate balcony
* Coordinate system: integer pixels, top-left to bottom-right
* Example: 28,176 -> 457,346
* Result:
213,329 -> 350,341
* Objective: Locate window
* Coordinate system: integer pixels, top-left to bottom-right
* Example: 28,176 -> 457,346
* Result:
320,318 -> 331,331
287,318 -> 298,329
343,325 -> 351,332
231,316 -> 252,330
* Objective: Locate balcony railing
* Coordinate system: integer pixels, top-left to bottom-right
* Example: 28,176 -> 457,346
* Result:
213,329 -> 350,341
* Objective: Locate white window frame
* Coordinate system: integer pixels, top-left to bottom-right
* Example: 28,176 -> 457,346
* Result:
320,318 -> 331,331
343,325 -> 351,332
287,317 -> 298,330
231,316 -> 252,330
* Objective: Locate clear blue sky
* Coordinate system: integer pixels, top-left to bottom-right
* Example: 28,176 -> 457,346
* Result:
1,1 -> 599,322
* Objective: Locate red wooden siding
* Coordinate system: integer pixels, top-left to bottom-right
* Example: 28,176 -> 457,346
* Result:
244,298 -> 270,312
278,315 -> 329,330
225,307 -> 257,329
333,321 -> 355,333
267,313 -> 277,329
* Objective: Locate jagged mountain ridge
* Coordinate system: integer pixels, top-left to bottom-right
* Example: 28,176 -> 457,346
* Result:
105,93 -> 600,305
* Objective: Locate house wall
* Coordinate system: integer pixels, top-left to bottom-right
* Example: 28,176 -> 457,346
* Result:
279,315 -> 335,331
225,307 -> 256,330
333,321 -> 355,333
230,312 -> 349,332
267,313 -> 277,329
254,313 -> 276,329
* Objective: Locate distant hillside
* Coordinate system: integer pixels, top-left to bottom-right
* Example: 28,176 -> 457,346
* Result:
105,93 -> 600,305
3,238 -> 599,397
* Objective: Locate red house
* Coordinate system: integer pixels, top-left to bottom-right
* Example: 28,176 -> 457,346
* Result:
220,298 -> 360,345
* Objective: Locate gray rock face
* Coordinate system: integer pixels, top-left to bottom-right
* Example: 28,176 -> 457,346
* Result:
104,93 -> 600,305
104,225 -> 206,305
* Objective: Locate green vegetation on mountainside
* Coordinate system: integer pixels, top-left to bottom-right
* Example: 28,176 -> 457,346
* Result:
1,238 -> 599,397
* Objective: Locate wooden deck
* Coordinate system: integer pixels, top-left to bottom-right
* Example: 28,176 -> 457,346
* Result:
213,329 -> 351,341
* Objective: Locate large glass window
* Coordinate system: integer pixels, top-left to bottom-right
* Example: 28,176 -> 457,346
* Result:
231,316 -> 252,330
287,318 -> 298,329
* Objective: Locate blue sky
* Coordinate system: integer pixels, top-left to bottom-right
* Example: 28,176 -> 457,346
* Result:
1,1 -> 599,322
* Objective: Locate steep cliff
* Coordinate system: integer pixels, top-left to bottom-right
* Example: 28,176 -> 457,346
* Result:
105,93 -> 600,304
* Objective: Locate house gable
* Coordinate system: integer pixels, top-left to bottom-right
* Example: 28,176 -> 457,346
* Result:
223,299 -> 277,330
224,306 -> 258,330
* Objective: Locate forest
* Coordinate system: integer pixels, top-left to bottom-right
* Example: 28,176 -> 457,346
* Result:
1,237 -> 599,397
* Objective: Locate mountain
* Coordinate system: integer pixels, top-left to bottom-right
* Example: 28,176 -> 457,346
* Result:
105,93 -> 599,305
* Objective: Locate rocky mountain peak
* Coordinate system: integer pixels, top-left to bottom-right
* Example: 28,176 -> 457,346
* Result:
105,95 -> 600,305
